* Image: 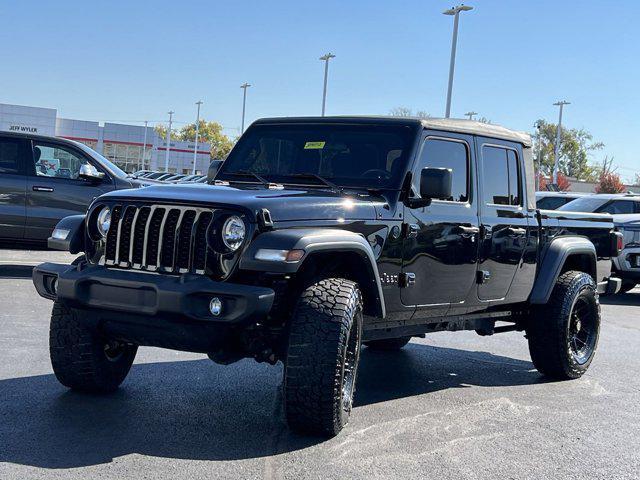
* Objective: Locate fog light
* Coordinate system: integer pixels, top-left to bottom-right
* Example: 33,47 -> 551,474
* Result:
209,297 -> 222,316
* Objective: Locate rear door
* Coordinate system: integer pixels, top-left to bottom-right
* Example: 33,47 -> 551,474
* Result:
401,132 -> 480,310
476,139 -> 529,300
25,139 -> 115,241
0,135 -> 30,239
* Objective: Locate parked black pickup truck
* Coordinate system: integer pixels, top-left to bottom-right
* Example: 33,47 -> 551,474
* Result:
0,132 -> 153,244
33,117 -> 622,436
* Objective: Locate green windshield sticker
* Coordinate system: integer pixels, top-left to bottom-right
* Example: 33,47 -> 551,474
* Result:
304,141 -> 326,150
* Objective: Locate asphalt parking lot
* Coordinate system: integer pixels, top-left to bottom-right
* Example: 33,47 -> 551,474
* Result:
1,249 -> 639,479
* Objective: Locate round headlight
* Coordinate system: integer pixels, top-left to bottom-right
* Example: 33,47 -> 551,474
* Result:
96,207 -> 111,238
221,215 -> 245,251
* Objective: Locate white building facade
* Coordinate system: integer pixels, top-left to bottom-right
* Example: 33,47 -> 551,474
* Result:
0,103 -> 212,174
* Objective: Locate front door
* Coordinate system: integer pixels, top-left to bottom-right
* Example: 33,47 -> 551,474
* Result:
476,139 -> 529,300
25,140 -> 114,241
401,133 -> 479,309
0,136 -> 29,239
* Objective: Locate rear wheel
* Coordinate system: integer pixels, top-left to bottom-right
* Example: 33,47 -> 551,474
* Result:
526,271 -> 600,380
284,278 -> 363,436
50,301 -> 137,392
364,336 -> 411,351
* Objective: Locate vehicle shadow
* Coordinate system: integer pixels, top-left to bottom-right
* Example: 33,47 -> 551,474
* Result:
600,291 -> 638,306
0,343 -> 539,469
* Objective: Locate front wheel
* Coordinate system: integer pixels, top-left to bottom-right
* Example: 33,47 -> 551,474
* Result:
284,278 -> 363,436
50,301 -> 137,393
526,271 -> 600,380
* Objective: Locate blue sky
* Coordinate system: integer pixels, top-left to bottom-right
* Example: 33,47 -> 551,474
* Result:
0,0 -> 638,180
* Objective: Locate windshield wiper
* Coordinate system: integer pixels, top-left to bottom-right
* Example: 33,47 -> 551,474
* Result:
225,170 -> 271,187
288,173 -> 343,193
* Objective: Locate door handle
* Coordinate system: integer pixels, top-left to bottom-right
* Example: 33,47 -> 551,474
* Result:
507,227 -> 527,236
33,186 -> 54,192
453,225 -> 480,237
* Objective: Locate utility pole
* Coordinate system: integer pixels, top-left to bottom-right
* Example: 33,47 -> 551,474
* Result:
319,53 -> 336,116
141,120 -> 148,171
192,100 -> 203,175
552,101 -> 570,184
443,5 -> 473,118
465,111 -> 477,120
240,83 -> 251,134
534,122 -> 543,190
165,111 -> 174,172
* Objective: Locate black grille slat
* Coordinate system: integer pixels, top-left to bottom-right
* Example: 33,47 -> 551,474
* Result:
193,211 -> 212,272
145,208 -> 166,268
105,206 -> 122,263
131,207 -> 151,265
118,207 -> 137,264
160,209 -> 181,269
176,210 -> 197,271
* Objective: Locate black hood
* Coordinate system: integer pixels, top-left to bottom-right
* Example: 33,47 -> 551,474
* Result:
100,183 -> 387,222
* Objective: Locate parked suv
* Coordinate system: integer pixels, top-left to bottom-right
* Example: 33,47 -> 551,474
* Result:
0,132 -> 149,244
33,117 -> 621,436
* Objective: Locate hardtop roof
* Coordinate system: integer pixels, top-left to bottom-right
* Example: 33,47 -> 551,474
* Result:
252,116 -> 532,147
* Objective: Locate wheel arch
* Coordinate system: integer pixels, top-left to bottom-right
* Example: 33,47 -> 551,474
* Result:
239,228 -> 386,318
529,236 -> 597,304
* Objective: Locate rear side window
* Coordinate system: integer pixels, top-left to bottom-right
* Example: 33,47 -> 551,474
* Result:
417,138 -> 469,202
482,146 -> 521,206
597,200 -> 638,215
0,138 -> 22,174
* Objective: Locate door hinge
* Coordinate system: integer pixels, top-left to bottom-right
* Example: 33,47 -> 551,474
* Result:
401,223 -> 419,238
476,270 -> 491,284
399,272 -> 416,288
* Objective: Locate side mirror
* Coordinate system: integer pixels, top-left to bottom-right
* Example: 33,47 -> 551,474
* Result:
207,160 -> 223,183
78,164 -> 104,183
408,167 -> 452,208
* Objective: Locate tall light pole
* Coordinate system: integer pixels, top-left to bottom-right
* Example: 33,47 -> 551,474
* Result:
534,122 -> 543,190
465,111 -> 477,120
240,83 -> 251,134
192,100 -> 203,175
141,120 -> 148,171
164,110 -> 174,172
443,4 -> 473,118
319,53 -> 335,116
552,100 -> 570,184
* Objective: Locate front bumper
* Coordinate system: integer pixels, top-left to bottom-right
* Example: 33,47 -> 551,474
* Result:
33,262 -> 275,324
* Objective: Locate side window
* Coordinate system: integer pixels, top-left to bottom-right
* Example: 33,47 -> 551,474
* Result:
0,138 -> 22,174
482,146 -> 520,206
598,200 -> 636,215
32,142 -> 91,180
418,138 -> 469,202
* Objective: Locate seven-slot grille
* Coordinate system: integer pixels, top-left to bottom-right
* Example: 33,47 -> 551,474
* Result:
104,204 -> 213,274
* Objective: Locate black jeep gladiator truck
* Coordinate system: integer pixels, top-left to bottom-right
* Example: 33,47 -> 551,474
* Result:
33,117 -> 622,436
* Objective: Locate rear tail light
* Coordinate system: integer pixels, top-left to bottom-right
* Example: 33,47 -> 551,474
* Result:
612,231 -> 624,256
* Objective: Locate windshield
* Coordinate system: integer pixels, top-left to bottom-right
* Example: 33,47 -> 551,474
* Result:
217,124 -> 416,189
558,196 -> 607,212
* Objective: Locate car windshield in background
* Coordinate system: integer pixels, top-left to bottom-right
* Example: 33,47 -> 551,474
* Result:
217,124 -> 415,189
558,196 -> 607,212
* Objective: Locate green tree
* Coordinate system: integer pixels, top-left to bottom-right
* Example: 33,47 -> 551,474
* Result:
534,120 -> 604,181
178,120 -> 235,159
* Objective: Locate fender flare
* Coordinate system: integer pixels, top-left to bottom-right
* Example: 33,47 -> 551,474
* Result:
529,236 -> 597,304
240,228 -> 386,318
47,215 -> 85,253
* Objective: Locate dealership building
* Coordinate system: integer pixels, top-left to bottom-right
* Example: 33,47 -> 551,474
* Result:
0,103 -> 212,174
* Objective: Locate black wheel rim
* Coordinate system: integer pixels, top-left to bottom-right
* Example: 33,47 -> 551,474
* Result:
568,295 -> 597,365
104,341 -> 126,362
341,316 -> 361,414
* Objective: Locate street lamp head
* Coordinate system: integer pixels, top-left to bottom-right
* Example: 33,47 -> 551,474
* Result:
553,100 -> 571,106
319,53 -> 336,61
443,4 -> 473,15
240,83 -> 251,89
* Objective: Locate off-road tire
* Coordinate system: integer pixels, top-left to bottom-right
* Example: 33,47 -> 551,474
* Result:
620,281 -> 637,293
50,301 -> 137,392
284,278 -> 363,436
364,336 -> 411,351
527,270 -> 600,380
